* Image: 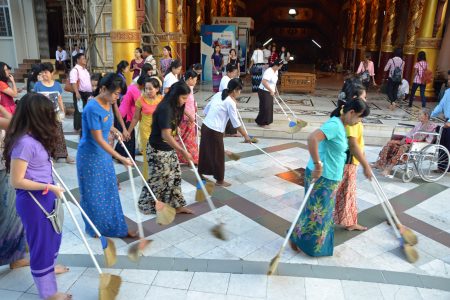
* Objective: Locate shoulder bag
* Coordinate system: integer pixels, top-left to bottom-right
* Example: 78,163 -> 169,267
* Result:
29,191 -> 64,234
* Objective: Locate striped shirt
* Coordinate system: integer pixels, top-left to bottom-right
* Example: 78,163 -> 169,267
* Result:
413,61 -> 428,84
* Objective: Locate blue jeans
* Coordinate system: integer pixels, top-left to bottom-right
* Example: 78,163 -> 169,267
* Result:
409,83 -> 426,107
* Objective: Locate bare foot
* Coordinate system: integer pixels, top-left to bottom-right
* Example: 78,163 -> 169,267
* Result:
47,292 -> 73,300
289,239 -> 301,253
215,180 -> 231,187
55,264 -> 70,274
345,224 -> 368,231
65,156 -> 75,164
127,230 -> 138,238
381,169 -> 391,177
257,124 -> 270,129
176,207 -> 194,214
10,258 -> 30,269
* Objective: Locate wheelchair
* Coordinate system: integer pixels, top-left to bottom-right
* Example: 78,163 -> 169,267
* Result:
389,123 -> 450,182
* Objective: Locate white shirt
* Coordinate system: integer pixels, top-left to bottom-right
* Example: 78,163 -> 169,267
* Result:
251,49 -> 265,64
259,67 -> 278,92
219,75 -> 231,92
71,49 -> 84,57
163,72 -> 178,94
398,79 -> 410,97
203,93 -> 241,133
263,49 -> 271,64
144,55 -> 158,75
56,50 -> 67,62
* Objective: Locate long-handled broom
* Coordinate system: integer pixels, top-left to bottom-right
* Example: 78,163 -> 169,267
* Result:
372,174 -> 418,246
177,132 -> 227,240
117,138 -> 176,225
52,167 -> 117,267
127,166 -> 151,262
272,92 -> 305,134
60,191 -> 121,299
275,91 -> 308,129
267,181 -> 316,275
236,109 -> 302,178
370,177 -> 419,263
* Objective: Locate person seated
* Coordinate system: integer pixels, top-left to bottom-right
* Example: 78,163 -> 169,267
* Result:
397,78 -> 410,102
373,108 -> 436,176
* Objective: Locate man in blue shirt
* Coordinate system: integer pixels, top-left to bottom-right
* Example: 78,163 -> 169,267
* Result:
431,70 -> 450,172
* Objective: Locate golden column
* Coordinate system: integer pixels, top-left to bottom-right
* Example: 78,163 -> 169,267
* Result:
378,0 -> 397,83
345,0 -> 357,69
210,0 -> 218,18
165,0 -> 178,59
366,0 -> 380,52
355,0 -> 367,70
403,0 -> 426,83
196,0 -> 205,39
415,0 -> 448,97
111,0 -> 141,85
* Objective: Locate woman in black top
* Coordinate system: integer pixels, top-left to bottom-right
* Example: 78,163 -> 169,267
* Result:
228,49 -> 240,72
138,81 -> 194,215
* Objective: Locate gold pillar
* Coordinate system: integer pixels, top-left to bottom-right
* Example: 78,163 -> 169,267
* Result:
228,0 -> 235,17
380,0 -> 397,54
415,0 -> 447,96
195,0 -> 205,42
356,0 -> 367,50
366,0 -> 380,51
346,0 -> 357,49
210,0 -> 218,17
220,0 -> 228,16
111,0 -> 140,85
165,0 -> 178,59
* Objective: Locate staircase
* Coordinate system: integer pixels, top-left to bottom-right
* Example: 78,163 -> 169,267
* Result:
13,58 -> 67,83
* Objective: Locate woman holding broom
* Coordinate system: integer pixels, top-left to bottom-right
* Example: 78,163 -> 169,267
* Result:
334,79 -> 373,231
176,69 -> 199,164
289,98 -> 370,257
127,76 -> 163,180
77,73 -> 135,238
4,93 -> 69,300
138,81 -> 194,215
198,78 -> 252,187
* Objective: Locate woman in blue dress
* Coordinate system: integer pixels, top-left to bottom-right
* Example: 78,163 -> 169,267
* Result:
289,98 -> 370,257
77,73 -> 134,238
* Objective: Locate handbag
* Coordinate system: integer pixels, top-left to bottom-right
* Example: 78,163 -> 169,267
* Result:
64,68 -> 79,93
29,191 -> 64,234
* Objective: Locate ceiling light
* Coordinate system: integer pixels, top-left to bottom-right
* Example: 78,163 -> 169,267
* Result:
263,38 -> 273,47
312,39 -> 322,48
288,8 -> 297,17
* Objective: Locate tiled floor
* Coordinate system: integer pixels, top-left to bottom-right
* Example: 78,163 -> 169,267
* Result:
5,78 -> 450,299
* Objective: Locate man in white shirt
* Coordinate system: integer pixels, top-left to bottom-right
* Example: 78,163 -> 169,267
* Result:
263,45 -> 271,64
219,64 -> 239,92
143,46 -> 157,76
55,45 -> 67,72
71,44 -> 84,66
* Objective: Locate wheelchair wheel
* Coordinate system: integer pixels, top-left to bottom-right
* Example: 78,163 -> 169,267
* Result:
417,144 -> 450,182
402,167 -> 415,182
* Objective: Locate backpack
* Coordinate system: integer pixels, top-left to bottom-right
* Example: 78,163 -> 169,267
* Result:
391,59 -> 403,83
419,62 -> 433,84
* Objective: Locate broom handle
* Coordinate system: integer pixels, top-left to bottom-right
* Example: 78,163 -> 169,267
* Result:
372,173 -> 403,228
275,91 -> 298,119
236,109 -> 298,175
60,192 -> 103,274
281,181 -> 315,248
272,93 -> 292,121
177,133 -> 218,213
370,179 -> 402,239
128,166 -> 144,239
52,167 -> 103,238
117,138 -> 160,204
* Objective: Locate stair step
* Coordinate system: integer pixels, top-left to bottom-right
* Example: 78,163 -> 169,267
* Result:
23,59 -> 40,64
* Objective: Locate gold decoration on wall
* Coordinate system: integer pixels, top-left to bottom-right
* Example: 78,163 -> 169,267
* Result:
356,0 -> 367,49
366,0 -> 379,51
404,0 -> 426,55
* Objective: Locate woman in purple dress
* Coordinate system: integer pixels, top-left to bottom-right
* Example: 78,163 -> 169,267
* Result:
211,45 -> 224,92
159,46 -> 174,77
4,93 -> 69,299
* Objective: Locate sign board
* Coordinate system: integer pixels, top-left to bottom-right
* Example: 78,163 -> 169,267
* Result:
212,17 -> 254,30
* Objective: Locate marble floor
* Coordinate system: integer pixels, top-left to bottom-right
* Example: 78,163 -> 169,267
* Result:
3,77 -> 449,299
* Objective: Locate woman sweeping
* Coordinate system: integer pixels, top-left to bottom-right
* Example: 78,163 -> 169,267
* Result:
333,83 -> 373,231
4,93 -> 69,299
198,78 -> 252,187
138,81 -> 194,215
255,59 -> 283,128
289,98 -> 370,257
176,70 -> 199,164
77,73 -> 134,238
211,45 -> 224,93
33,62 -> 75,164
127,77 -> 163,180
0,104 -> 28,270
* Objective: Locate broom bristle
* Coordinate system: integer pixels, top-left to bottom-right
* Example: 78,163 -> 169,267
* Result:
104,238 -> 117,267
267,254 -> 281,275
211,224 -> 227,240
156,203 -> 176,225
401,228 -> 418,246
99,273 -> 121,300
195,181 -> 214,202
227,152 -> 241,161
403,244 -> 419,263
127,243 -> 140,262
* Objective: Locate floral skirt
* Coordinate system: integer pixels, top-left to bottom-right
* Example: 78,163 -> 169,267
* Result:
54,122 -> 69,159
251,64 -> 264,92
375,140 -> 410,169
290,168 -> 340,257
176,117 -> 199,164
138,144 -> 186,214
334,164 -> 358,227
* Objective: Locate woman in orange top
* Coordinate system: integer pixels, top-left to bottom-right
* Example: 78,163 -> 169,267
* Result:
128,77 -> 163,180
